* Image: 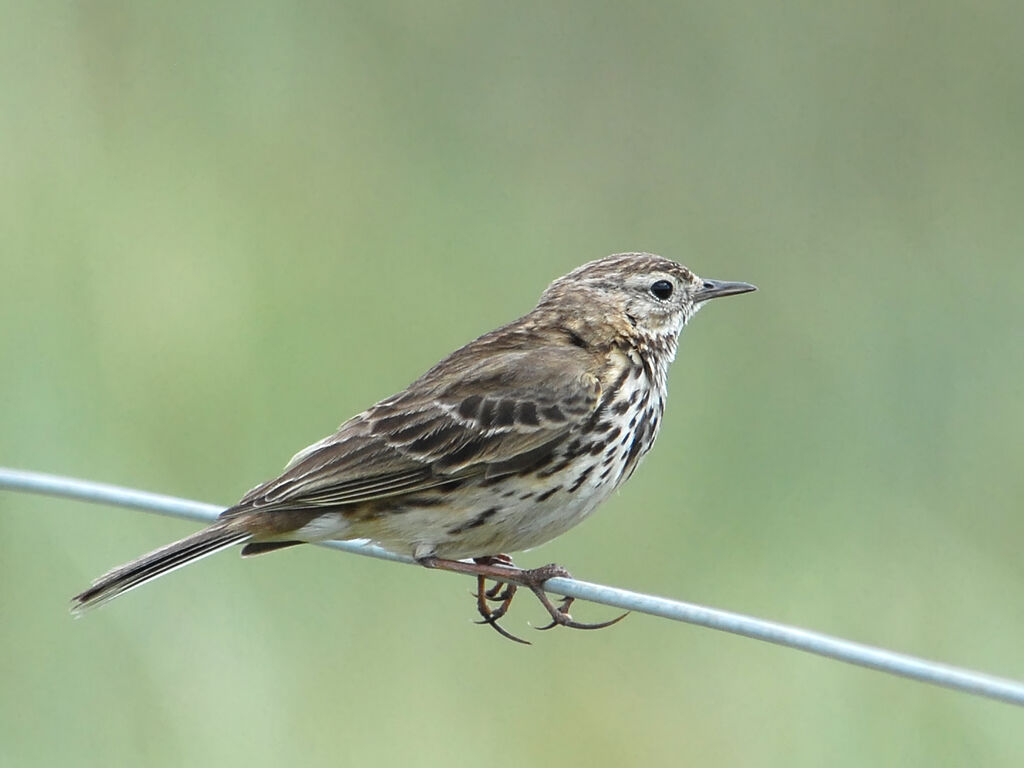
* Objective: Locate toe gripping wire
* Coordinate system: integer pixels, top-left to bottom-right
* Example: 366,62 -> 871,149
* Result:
419,554 -> 628,644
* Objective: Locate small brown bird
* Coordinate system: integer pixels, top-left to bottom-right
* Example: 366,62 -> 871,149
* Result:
73,253 -> 755,641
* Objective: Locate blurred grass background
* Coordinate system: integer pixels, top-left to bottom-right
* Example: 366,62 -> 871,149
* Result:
2,2 -> 1023,765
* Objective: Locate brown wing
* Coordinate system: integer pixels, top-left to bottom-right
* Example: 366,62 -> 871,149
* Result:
224,343 -> 601,516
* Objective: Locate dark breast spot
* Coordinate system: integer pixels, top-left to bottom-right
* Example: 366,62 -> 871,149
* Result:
572,437 -> 590,456
448,506 -> 501,535
603,364 -> 632,408
569,465 -> 595,492
537,455 -> 575,478
535,486 -> 559,502
634,409 -> 649,434
622,428 -> 650,479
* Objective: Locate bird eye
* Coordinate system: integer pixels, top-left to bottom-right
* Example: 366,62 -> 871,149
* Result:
650,280 -> 673,300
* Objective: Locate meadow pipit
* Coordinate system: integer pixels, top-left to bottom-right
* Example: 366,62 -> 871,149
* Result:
73,253 -> 755,642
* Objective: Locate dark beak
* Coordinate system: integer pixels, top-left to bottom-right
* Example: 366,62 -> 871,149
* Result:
695,279 -> 757,303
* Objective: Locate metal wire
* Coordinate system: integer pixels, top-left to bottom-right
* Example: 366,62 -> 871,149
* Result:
4,466 -> 1023,707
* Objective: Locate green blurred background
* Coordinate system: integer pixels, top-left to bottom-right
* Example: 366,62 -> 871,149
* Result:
2,2 -> 1022,765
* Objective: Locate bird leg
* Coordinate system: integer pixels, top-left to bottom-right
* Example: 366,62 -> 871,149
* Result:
418,554 -> 629,643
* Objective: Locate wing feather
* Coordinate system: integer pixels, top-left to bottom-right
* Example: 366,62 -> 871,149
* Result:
225,342 -> 600,517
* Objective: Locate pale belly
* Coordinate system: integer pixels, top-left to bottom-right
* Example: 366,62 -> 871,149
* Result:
293,449 -> 631,560
368,457 -> 625,559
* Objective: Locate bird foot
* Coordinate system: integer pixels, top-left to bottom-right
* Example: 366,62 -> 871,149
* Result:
420,554 -> 629,644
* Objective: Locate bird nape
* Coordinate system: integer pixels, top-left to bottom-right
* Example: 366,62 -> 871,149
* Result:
73,252 -> 756,643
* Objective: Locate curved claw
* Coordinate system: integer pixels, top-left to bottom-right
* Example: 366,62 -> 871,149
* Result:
475,614 -> 531,644
536,611 -> 631,632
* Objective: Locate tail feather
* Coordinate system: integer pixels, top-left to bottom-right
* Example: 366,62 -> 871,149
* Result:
71,524 -> 252,616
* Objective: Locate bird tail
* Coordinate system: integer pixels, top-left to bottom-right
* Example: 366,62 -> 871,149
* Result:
71,523 -> 252,616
